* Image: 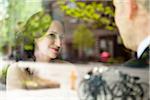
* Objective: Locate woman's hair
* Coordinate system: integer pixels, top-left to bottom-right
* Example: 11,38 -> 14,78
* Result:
24,11 -> 52,38
15,11 -> 52,61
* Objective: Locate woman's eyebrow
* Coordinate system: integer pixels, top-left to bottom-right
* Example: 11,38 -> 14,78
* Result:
49,31 -> 58,34
49,31 -> 64,35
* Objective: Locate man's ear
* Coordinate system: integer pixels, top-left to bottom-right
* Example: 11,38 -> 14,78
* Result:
129,0 -> 138,20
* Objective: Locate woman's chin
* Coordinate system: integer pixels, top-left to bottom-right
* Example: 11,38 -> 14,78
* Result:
49,54 -> 57,59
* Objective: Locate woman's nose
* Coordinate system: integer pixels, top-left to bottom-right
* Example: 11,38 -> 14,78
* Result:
55,37 -> 61,47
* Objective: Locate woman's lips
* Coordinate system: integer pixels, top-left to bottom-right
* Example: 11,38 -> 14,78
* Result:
50,48 -> 59,54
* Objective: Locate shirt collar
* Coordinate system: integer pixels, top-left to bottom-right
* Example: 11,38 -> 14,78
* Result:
137,35 -> 150,58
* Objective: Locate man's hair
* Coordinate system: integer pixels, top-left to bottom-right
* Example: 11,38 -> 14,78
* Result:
137,0 -> 150,12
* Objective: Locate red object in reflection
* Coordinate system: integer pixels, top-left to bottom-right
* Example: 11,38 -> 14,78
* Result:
100,51 -> 110,62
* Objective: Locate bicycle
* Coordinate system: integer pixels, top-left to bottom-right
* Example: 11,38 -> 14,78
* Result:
78,67 -> 112,100
111,71 -> 149,100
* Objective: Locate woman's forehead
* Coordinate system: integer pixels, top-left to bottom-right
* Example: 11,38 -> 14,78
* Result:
48,31 -> 63,35
47,21 -> 64,34
46,27 -> 64,36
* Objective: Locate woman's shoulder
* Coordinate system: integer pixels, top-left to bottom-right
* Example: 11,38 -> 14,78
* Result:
52,59 -> 71,64
0,61 -> 16,84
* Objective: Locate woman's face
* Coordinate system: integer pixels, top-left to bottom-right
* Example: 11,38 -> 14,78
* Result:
36,30 -> 63,60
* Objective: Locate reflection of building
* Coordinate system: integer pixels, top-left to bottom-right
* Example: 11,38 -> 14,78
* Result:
94,29 -> 118,57
63,20 -> 132,62
43,1 -> 133,62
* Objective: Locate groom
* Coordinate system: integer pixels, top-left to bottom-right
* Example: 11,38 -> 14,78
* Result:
113,0 -> 149,67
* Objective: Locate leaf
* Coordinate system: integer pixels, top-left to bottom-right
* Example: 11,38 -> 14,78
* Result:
105,25 -> 114,31
97,4 -> 104,12
77,2 -> 85,8
58,1 -> 115,30
104,6 -> 113,16
24,44 -> 33,50
23,11 -> 51,40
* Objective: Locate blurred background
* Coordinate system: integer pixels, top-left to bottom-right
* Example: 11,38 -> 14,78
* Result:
0,0 -> 135,64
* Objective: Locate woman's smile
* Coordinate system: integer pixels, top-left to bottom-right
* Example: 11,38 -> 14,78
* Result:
50,48 -> 59,54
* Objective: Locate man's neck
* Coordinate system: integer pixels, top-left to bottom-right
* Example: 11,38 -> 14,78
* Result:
137,35 -> 150,58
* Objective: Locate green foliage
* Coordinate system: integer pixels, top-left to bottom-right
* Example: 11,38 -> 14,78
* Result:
0,64 -> 9,84
58,0 -> 116,30
107,57 -> 124,64
0,20 -> 9,52
0,0 -> 41,53
21,11 -> 52,50
2,0 -> 26,47
73,24 -> 95,49
0,0 -> 43,52
18,11 -> 51,50
0,0 -> 22,52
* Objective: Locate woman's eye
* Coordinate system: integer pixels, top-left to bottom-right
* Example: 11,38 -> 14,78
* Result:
48,33 -> 56,39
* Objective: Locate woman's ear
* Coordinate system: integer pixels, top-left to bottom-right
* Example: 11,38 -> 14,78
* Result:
129,0 -> 138,20
34,38 -> 39,49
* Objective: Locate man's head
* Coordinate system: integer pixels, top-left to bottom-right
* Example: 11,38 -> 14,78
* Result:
113,0 -> 150,51
35,20 -> 64,61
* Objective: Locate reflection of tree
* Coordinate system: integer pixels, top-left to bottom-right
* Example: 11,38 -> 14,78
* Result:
0,0 -> 42,57
0,0 -> 25,56
58,0 -> 115,30
8,11 -> 51,60
73,24 -> 95,60
22,11 -> 52,51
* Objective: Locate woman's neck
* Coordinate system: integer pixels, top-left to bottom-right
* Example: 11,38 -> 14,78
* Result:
34,50 -> 51,62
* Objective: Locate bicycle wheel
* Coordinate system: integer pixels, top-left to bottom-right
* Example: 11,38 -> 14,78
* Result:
97,84 -> 112,100
122,95 -> 136,100
128,83 -> 144,100
78,80 -> 93,100
111,82 -> 124,98
140,82 -> 149,100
